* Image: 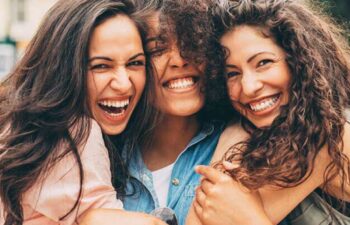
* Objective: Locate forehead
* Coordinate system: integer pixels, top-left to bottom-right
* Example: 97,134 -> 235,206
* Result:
221,25 -> 284,57
89,14 -> 143,55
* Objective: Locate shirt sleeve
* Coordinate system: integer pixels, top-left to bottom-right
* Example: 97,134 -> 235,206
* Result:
21,119 -> 123,225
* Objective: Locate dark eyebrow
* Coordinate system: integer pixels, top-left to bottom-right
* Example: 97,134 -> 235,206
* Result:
226,64 -> 239,69
88,53 -> 144,63
247,52 -> 276,63
88,56 -> 113,62
129,53 -> 145,61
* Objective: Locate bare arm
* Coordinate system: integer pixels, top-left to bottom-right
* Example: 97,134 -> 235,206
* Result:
80,209 -> 168,225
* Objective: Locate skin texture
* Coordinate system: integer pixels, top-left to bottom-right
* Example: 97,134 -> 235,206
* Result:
79,209 -> 167,225
87,14 -> 146,135
222,25 -> 291,128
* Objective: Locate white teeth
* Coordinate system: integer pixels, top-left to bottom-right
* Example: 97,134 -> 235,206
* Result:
99,99 -> 129,108
167,78 -> 195,89
249,95 -> 279,112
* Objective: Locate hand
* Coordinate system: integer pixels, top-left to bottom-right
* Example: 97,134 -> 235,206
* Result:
79,209 -> 168,225
193,165 -> 273,225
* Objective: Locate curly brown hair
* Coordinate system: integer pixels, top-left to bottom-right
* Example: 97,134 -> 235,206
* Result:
208,0 -> 350,194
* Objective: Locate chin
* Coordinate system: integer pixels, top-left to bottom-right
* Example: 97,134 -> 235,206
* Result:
101,123 -> 127,136
250,117 -> 276,128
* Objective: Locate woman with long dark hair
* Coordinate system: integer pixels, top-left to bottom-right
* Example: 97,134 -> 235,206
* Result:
0,0 -> 167,225
189,0 -> 350,224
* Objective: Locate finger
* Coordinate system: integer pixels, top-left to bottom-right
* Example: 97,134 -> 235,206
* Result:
200,178 -> 213,195
195,186 -> 206,207
195,165 -> 223,183
193,201 -> 203,220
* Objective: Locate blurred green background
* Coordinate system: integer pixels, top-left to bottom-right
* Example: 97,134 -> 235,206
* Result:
321,0 -> 350,29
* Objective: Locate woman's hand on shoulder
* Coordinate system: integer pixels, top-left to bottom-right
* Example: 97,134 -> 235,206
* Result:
192,165 -> 273,225
79,208 -> 168,225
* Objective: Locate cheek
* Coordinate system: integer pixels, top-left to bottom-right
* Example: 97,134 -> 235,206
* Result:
87,73 -> 97,104
133,72 -> 147,98
227,80 -> 240,101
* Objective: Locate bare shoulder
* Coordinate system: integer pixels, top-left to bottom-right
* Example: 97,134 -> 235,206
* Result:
211,121 -> 249,163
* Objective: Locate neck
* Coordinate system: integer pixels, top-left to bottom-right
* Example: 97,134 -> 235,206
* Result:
142,114 -> 200,171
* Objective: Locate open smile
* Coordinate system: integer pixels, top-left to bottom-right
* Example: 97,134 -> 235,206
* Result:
98,98 -> 130,120
244,93 -> 281,115
162,76 -> 200,92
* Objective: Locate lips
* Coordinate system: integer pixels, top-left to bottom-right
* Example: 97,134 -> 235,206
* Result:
163,76 -> 199,90
98,98 -> 130,116
246,94 -> 281,112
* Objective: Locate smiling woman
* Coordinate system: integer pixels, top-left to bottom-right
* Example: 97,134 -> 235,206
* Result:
87,14 -> 146,135
222,25 -> 291,128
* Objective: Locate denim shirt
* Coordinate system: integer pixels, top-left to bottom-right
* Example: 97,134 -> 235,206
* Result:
122,121 -> 224,225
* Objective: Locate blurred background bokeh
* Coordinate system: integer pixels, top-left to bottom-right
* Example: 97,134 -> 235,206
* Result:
0,0 -> 349,79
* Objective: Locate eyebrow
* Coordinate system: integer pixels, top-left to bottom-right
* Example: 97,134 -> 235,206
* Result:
89,52 -> 145,62
129,53 -> 145,61
247,52 -> 276,63
225,52 -> 277,68
226,64 -> 238,69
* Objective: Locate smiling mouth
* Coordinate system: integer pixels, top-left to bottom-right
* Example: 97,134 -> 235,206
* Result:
98,99 -> 130,117
163,76 -> 199,90
247,94 -> 280,112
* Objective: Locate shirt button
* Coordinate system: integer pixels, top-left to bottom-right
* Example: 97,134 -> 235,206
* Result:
171,178 -> 180,186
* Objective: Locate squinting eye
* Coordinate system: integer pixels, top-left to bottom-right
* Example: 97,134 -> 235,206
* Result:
226,71 -> 240,78
257,59 -> 273,67
127,60 -> 145,67
90,64 -> 110,71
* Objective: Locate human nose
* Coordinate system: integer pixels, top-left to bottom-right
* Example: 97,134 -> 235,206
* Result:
168,44 -> 189,68
240,72 -> 263,97
110,67 -> 132,93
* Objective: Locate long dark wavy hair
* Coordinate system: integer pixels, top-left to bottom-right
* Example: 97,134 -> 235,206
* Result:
0,0 -> 155,224
208,0 -> 350,196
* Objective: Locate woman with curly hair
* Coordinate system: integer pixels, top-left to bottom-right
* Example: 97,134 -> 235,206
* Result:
0,0 -> 168,224
189,0 -> 350,224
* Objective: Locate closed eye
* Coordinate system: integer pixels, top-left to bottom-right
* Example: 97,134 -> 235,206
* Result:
257,59 -> 273,67
90,63 -> 111,72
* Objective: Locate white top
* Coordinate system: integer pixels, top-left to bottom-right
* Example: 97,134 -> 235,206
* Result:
152,163 -> 175,207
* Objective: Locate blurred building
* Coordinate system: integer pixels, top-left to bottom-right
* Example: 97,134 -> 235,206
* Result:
0,0 -> 57,78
